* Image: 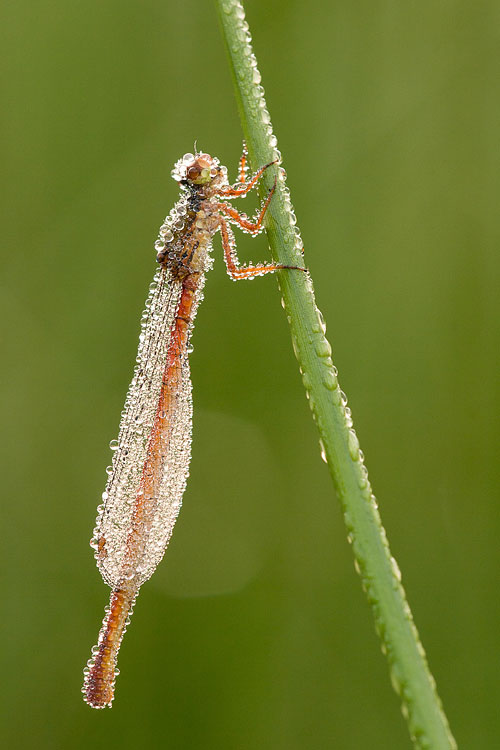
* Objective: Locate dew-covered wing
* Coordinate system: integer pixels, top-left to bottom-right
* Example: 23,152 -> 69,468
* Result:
91,267 -> 185,587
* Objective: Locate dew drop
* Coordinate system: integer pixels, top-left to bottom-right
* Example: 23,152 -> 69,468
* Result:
331,387 -> 342,405
348,429 -> 360,460
315,338 -> 332,358
390,667 -> 402,695
319,439 -> 327,464
316,308 -> 327,334
322,369 -> 337,391
390,556 -> 402,582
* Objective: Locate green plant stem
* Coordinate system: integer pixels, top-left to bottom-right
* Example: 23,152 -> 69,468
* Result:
215,2 -> 456,748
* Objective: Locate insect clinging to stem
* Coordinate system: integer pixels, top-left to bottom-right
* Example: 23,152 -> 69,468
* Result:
82,143 -> 305,709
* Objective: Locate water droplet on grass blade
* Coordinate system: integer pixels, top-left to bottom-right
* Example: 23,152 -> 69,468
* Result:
319,439 -> 327,463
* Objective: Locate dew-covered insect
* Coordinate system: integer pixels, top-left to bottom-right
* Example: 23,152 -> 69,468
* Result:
82,146 -> 304,708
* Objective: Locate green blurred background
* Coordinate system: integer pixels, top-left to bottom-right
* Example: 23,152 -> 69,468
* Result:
2,1 -> 498,747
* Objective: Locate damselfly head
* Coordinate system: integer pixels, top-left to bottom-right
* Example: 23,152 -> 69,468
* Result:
171,152 -> 220,185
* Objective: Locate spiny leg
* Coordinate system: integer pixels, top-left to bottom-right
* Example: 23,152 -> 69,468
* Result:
238,141 -> 248,184
217,178 -> 276,236
216,158 -> 277,198
219,216 -> 304,280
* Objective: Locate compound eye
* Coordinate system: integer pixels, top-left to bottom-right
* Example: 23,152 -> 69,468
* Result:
187,165 -> 201,181
186,157 -> 213,184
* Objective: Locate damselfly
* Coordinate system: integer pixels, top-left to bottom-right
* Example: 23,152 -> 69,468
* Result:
82,147 -> 303,708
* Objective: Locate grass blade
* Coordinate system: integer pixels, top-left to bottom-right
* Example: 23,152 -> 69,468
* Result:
215,1 -> 457,747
